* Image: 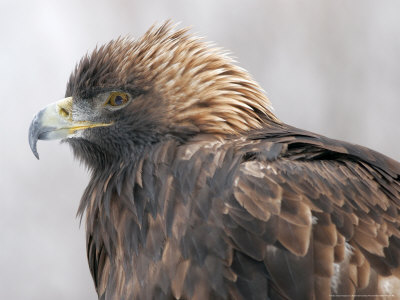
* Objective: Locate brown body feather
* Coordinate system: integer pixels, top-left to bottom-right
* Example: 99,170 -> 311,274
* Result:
80,125 -> 400,299
62,22 -> 400,299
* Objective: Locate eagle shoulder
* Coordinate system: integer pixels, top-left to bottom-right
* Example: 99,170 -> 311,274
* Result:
224,128 -> 400,299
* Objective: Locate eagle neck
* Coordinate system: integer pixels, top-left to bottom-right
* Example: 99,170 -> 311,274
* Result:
80,140 -> 179,264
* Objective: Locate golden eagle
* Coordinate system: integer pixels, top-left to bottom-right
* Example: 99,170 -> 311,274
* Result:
29,22 -> 400,299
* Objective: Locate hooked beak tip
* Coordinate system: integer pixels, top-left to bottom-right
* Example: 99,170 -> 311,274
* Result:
28,115 -> 40,160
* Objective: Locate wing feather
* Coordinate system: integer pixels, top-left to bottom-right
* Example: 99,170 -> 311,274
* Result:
223,134 -> 400,299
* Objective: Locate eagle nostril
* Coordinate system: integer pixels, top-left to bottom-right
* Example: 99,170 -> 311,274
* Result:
59,107 -> 70,118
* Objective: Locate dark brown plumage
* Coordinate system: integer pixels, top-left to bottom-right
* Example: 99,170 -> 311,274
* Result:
29,22 -> 400,299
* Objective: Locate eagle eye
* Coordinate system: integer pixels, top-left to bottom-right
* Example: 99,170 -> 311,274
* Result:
105,92 -> 129,107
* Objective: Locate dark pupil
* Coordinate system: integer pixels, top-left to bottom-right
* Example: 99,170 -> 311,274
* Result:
114,95 -> 124,105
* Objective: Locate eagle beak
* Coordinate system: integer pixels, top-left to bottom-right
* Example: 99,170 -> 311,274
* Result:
28,97 -> 111,159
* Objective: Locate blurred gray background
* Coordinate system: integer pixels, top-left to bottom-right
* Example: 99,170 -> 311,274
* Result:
1,0 -> 399,299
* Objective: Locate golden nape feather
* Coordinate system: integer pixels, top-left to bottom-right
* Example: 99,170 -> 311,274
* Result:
67,21 -> 280,136
29,21 -> 400,300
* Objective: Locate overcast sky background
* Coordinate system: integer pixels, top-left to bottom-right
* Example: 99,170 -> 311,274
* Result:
1,1 -> 399,299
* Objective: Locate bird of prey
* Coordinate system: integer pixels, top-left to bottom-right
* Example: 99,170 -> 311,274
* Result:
29,22 -> 400,300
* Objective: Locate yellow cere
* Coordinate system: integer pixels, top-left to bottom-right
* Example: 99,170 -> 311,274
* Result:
57,97 -> 73,121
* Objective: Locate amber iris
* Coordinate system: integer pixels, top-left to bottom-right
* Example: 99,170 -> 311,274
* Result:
106,92 -> 129,106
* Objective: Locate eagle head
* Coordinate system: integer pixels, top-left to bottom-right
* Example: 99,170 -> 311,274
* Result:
29,21 -> 278,168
